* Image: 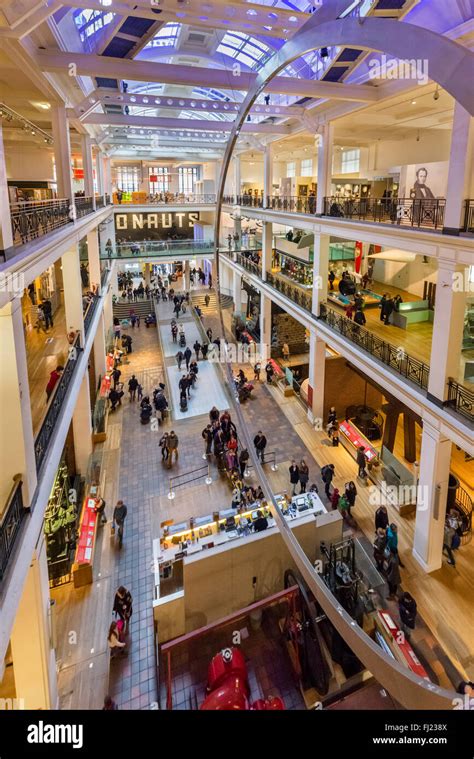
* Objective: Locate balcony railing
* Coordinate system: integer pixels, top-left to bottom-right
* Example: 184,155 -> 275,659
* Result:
319,303 -> 430,390
84,294 -> 100,336
234,251 -> 262,278
267,195 -> 316,214
34,333 -> 82,472
105,193 -> 111,205
10,198 -> 72,246
74,196 -> 95,218
113,193 -> 216,205
95,196 -> 105,210
446,379 -> 474,424
107,239 -> 215,259
463,200 -> 474,233
323,196 -> 446,230
0,476 -> 28,582
266,270 -> 312,312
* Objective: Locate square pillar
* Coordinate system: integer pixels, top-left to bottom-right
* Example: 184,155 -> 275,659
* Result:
81,134 -> 95,199
87,229 -> 101,293
103,156 -> 112,197
232,269 -> 243,315
10,541 -> 58,709
95,150 -> 104,196
0,122 -> 13,253
93,311 -> 107,386
61,245 -> 85,345
307,328 -> 326,424
311,232 -> 329,316
261,222 -> 272,281
412,422 -> 452,573
259,290 -> 272,351
263,145 -> 272,206
72,369 -> 93,475
51,104 -> 73,200
316,123 -> 334,215
427,256 -> 467,402
0,299 -> 37,506
443,102 -> 474,235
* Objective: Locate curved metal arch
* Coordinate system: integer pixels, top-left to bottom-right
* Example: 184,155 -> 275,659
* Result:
210,11 -> 472,708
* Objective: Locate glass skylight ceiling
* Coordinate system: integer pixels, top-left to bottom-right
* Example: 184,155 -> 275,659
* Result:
73,9 -> 114,41
144,22 -> 181,48
216,32 -> 273,70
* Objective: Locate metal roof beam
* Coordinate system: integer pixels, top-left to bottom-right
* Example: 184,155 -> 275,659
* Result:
83,112 -> 291,133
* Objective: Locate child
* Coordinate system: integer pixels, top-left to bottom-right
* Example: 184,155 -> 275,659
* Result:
137,383 -> 143,402
331,487 -> 340,511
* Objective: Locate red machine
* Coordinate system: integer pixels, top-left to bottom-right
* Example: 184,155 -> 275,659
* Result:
200,647 -> 285,711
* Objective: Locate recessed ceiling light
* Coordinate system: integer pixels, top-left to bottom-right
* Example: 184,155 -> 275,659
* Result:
411,100 -> 417,105
142,97 -> 149,104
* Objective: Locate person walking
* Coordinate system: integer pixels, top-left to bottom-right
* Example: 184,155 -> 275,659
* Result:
93,497 -> 107,526
239,448 -> 249,478
385,548 -> 401,599
398,592 -> 417,639
383,297 -> 394,325
184,346 -> 192,370
253,362 -> 261,382
46,365 -> 64,402
375,504 -> 389,532
373,528 -> 387,572
42,298 -> 53,329
112,500 -> 128,549
321,463 -> 335,500
299,460 -> 309,494
112,369 -> 121,391
113,586 -> 133,632
265,361 -> 274,385
204,293 -> 210,308
171,323 -> 178,343
176,350 -> 184,371
193,340 -> 202,360
159,432 -> 169,461
353,309 -> 366,327
253,431 -> 267,463
202,425 -> 213,457
379,294 -> 387,322
168,431 -> 179,467
443,521 -> 456,566
282,341 -> 290,362
108,621 -> 127,658
128,374 -> 138,402
344,481 -> 357,516
386,523 -> 405,567
289,460 -> 300,496
356,446 -> 368,478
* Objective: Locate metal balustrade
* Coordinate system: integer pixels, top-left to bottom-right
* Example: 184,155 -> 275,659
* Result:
34,334 -> 82,472
84,294 -> 100,336
105,193 -> 111,205
10,198 -> 72,246
74,196 -> 95,218
319,303 -> 430,390
463,200 -> 474,233
95,196 -> 105,210
447,379 -> 474,424
113,193 -> 216,205
0,477 -> 27,582
323,196 -> 446,230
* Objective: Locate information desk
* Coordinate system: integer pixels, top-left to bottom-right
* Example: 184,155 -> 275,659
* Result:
155,493 -> 326,599
72,485 -> 100,587
328,289 -> 381,309
339,420 -> 379,464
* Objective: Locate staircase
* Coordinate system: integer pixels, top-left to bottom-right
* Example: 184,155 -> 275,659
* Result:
192,291 -> 233,311
113,299 -> 153,320
455,484 -> 473,544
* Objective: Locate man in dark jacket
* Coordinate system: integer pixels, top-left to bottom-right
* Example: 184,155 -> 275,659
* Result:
184,346 -> 192,370
357,446 -> 368,478
113,501 -> 128,548
42,299 -> 53,329
253,431 -> 267,463
398,592 -> 417,638
154,391 -> 168,421
289,460 -> 300,496
202,425 -> 213,456
321,463 -> 335,499
354,309 -> 366,327
239,448 -> 249,478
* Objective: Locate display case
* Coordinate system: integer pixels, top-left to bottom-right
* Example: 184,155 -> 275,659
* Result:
44,460 -> 81,587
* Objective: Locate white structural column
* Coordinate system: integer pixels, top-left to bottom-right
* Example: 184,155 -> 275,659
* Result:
10,540 -> 58,709
93,311 -> 107,386
232,269 -> 243,315
95,149 -> 104,196
103,284 -> 114,336
103,155 -> 112,197
72,369 -> 93,474
81,134 -> 95,199
0,299 -> 37,507
427,255 -> 467,402
443,102 -> 474,234
316,124 -> 334,215
87,229 -> 101,293
413,421 -> 452,573
62,245 -> 85,345
0,122 -> 13,252
261,222 -> 272,281
183,260 -> 190,289
263,144 -> 272,206
51,103 -> 73,201
307,327 -> 326,424
312,232 -> 329,315
259,290 -> 272,357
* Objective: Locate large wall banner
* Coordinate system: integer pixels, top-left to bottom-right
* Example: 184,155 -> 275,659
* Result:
114,211 -> 200,241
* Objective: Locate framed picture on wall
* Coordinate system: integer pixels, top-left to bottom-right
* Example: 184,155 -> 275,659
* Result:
298,185 -> 308,196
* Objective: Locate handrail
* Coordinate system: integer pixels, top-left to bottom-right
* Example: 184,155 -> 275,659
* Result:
110,240 -> 215,259
113,193 -> 216,205
34,333 -> 82,472
454,484 -> 473,537
168,464 -> 211,499
446,379 -> 474,425
0,476 -> 27,582
323,196 -> 446,230
83,294 -> 100,336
